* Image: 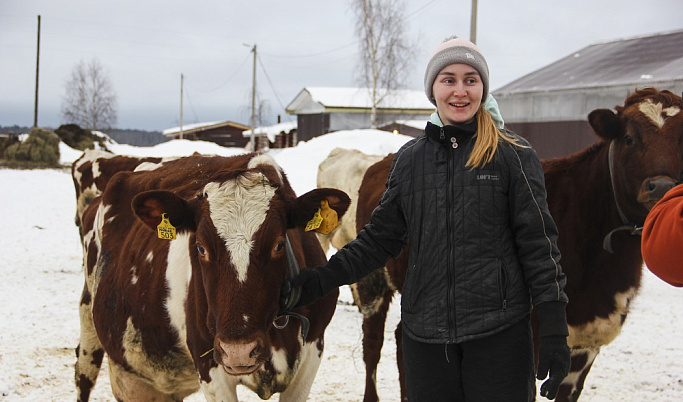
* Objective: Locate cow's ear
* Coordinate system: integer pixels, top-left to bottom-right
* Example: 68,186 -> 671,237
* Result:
132,190 -> 195,231
588,109 -> 621,141
288,188 -> 351,228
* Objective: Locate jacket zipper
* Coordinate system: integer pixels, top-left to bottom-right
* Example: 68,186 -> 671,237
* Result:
445,126 -> 456,340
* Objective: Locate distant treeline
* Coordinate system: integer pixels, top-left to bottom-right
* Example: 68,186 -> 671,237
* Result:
0,125 -> 169,147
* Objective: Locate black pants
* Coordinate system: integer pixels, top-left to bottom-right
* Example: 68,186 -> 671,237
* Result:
402,317 -> 535,402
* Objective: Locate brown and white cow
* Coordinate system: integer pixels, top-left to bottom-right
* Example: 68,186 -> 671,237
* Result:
542,87 -> 682,400
71,149 -> 163,230
75,153 -> 350,401
315,147 -> 384,253
352,88 -> 683,401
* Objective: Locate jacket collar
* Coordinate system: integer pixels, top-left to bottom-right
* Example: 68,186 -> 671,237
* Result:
425,119 -> 477,149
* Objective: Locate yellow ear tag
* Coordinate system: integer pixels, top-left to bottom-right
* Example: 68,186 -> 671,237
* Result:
157,213 -> 177,240
305,207 -> 323,232
306,199 -> 339,235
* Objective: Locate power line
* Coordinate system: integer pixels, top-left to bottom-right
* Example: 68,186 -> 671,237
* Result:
184,52 -> 251,93
183,84 -> 200,123
257,55 -> 288,112
260,41 -> 358,59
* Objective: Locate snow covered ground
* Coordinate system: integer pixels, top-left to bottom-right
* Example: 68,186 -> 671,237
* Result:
1,131 -> 682,401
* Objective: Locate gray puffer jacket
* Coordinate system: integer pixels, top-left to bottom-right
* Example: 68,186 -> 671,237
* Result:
327,121 -> 568,344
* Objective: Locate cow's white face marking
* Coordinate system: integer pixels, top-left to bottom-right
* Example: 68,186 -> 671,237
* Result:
165,232 -> 193,347
204,172 -> 276,283
638,100 -> 681,128
568,287 -> 637,349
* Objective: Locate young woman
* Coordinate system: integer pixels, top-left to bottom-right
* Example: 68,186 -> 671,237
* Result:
291,36 -> 570,401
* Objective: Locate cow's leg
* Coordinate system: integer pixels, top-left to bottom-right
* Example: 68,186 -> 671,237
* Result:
75,284 -> 104,402
199,367 -> 243,401
108,361 -> 180,402
356,269 -> 394,402
554,347 -> 599,402
395,320 -> 408,402
277,342 -> 323,402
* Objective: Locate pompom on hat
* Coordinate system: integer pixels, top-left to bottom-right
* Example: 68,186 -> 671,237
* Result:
424,36 -> 489,106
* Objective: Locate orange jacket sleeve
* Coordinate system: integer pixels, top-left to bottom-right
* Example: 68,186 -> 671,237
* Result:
642,184 -> 683,287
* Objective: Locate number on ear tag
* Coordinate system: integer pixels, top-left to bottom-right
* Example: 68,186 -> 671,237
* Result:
305,208 -> 323,232
157,213 -> 177,240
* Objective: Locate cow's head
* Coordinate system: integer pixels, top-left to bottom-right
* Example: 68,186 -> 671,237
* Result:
130,154 -> 350,376
588,88 -> 683,224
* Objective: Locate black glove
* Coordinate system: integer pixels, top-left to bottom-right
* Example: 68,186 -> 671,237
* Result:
537,335 -> 570,400
535,301 -> 570,400
290,257 -> 351,308
290,269 -> 324,308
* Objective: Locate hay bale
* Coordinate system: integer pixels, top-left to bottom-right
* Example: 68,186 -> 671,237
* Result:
4,127 -> 60,165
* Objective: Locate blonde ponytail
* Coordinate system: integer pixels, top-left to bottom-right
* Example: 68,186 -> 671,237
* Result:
466,105 -> 527,168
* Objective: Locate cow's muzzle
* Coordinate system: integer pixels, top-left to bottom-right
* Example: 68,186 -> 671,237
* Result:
637,176 -> 676,210
215,337 -> 265,375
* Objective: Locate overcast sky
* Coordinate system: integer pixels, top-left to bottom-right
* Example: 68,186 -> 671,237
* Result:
2,0 -> 682,131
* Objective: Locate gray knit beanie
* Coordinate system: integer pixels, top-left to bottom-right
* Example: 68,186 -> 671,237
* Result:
424,36 -> 489,106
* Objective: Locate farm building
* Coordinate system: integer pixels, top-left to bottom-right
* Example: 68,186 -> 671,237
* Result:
243,119 -> 297,150
285,87 -> 435,141
162,120 -> 250,148
493,29 -> 683,159
378,119 -> 428,137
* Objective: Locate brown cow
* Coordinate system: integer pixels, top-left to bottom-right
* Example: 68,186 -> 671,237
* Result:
353,88 -> 683,401
71,149 -> 163,230
75,153 -> 350,401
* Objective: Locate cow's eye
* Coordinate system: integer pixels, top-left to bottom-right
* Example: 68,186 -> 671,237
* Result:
275,241 -> 285,253
196,244 -> 206,256
624,135 -> 635,146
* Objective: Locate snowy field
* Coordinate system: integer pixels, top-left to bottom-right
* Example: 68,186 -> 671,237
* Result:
1,130 -> 682,401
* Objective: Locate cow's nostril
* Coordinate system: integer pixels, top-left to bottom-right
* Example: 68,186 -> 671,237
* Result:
647,178 -> 675,197
249,344 -> 261,358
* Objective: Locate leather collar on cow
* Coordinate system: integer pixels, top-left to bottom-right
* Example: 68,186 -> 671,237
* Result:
603,141 -> 643,254
274,235 -> 310,345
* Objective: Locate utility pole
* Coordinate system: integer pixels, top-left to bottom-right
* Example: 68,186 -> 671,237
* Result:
250,44 -> 257,152
33,15 -> 41,128
470,0 -> 478,44
180,73 -> 184,140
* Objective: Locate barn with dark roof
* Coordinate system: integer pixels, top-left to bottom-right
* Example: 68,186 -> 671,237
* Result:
492,30 -> 683,159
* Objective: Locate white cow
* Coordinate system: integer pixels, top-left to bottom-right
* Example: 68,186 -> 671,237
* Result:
316,148 -> 385,253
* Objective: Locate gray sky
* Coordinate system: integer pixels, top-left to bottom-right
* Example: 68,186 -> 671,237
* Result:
2,0 -> 682,131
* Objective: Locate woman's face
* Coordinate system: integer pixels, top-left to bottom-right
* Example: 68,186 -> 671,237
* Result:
432,63 -> 483,125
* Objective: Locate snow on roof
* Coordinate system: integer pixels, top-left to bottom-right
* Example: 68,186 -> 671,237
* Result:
243,120 -> 297,142
286,87 -> 435,113
162,120 -> 249,136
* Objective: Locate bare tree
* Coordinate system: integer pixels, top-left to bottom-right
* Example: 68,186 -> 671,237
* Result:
351,0 -> 416,128
61,59 -> 117,130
